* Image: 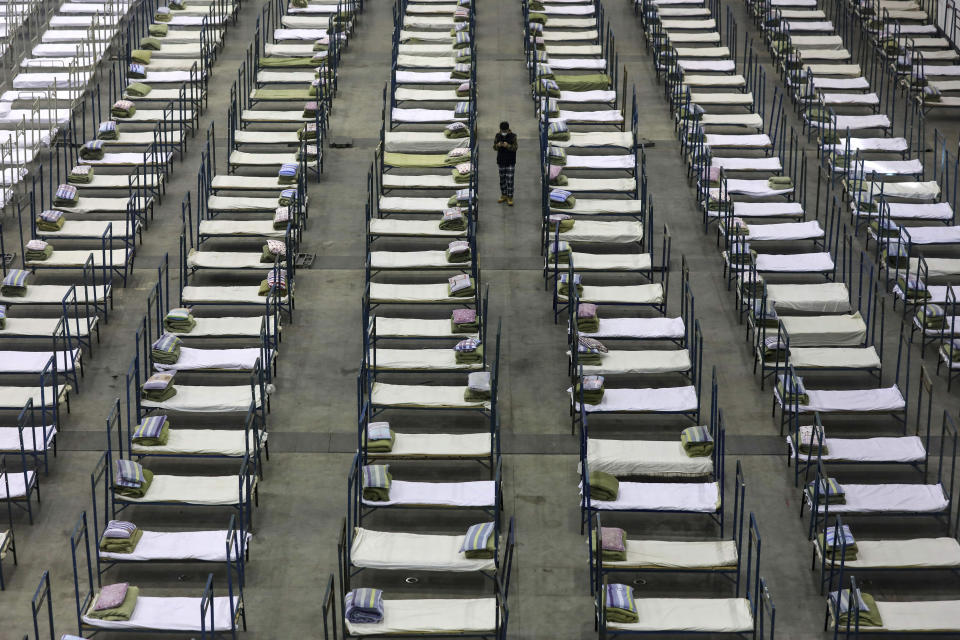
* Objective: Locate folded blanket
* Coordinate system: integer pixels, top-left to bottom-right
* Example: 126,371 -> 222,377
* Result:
535,78 -> 560,98
126,82 -> 152,98
776,374 -> 808,405
680,425 -> 714,457
605,584 -> 638,623
460,521 -> 496,559
446,239 -> 471,263
86,586 -> 140,621
278,189 -> 298,207
131,49 -> 151,65
829,589 -> 883,627
54,183 -> 78,207
142,372 -> 176,402
98,120 -> 118,140
576,375 -> 604,405
132,415 -> 170,446
113,467 -> 154,499
796,424 -> 825,455
68,165 -> 94,185
941,339 -> 960,363
554,73 -> 611,91
817,531 -> 857,561
111,99 -> 136,118
364,421 -> 395,453
1,269 -> 29,297
154,6 -> 171,20
768,176 -> 793,189
139,37 -> 162,52
558,272 -> 582,298
451,63 -> 471,80
148,23 -> 168,36
345,589 -> 384,624
151,333 -> 181,365
261,239 -> 287,263
447,187 -> 474,207
104,519 -> 136,539
361,464 -> 391,501
547,145 -> 566,166
577,336 -> 606,365
278,162 -> 299,185
577,302 -> 598,332
548,239 -> 570,263
37,209 -> 65,232
548,120 -> 570,141
454,337 -> 483,364
448,274 -> 475,297
440,208 -> 467,231
25,244 -> 53,262
451,307 -> 478,333
302,100 -> 319,118
80,140 -> 104,160
528,11 -> 547,23
163,307 -> 196,333
591,526 -> 626,561
897,275 -> 930,300
445,122 -> 469,138
549,189 -> 576,209
463,371 -> 491,402
99,527 -> 144,554
809,477 -> 845,505
589,470 -> 619,501
548,213 -> 574,232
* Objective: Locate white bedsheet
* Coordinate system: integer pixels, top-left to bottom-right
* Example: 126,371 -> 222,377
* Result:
371,348 -> 482,370
153,347 -> 265,372
586,438 -> 712,477
0,425 -> 56,452
99,529 -> 248,562
585,481 -> 720,512
0,470 -> 35,498
791,435 -> 924,463
345,599 -> 495,636
565,154 -> 634,170
363,479 -> 495,507
609,598 -> 752,633
779,313 -> 865,347
765,283 -> 850,313
575,386 -> 699,413
754,252 -> 833,273
371,382 -> 489,409
83,596 -> 237,631
606,539 -> 738,569
873,600 -> 960,632
131,428 -> 251,457
141,384 -> 262,412
121,474 -> 248,506
0,349 -> 78,373
576,349 -> 691,375
747,220 -> 823,241
350,528 -> 495,571
580,317 -> 685,340
811,483 -> 947,513
824,537 -> 960,569
379,432 -> 490,458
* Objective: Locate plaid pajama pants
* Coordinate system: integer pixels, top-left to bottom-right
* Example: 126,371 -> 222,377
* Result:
498,164 -> 515,197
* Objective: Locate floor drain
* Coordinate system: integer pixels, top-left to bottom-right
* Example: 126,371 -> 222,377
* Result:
2,253 -> 15,266
633,578 -> 646,585
294,252 -> 315,268
404,577 -> 419,584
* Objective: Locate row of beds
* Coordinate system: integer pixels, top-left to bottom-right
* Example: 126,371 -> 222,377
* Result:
523,0 -> 782,636
324,0 -> 520,637
638,0 -> 960,635
0,0 -> 244,563
2,0 -> 346,636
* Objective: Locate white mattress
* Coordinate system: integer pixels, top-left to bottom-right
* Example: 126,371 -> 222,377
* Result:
580,317 -> 685,339
871,600 -> 960,632
585,481 -> 720,512
565,154 -> 634,170
574,386 -> 699,413
606,539 -> 738,569
141,384 -> 262,412
121,474 -> 248,506
608,598 -> 752,633
553,132 -> 634,148
765,283 -> 850,313
586,438 -> 712,477
198,220 -> 286,239
704,134 -> 771,148
732,202 -> 805,218
368,219 -> 465,237
384,131 -> 470,153
345,598 -> 495,636
563,251 -> 649,269
792,386 -> 904,413
779,313 -> 865,347
99,529 -> 247,562
753,252 -> 833,273
83,596 -> 237,631
576,349 -> 691,375
572,284 -> 664,305
187,250 -> 277,270
381,175 -> 458,189
747,220 -> 823,241
0,284 -> 109,306
824,537 -> 960,569
131,428 -> 251,457
350,528 -> 495,571
0,470 -> 35,498
832,114 -> 891,131
371,348 -> 482,370
392,107 -> 464,123
394,70 -> 460,84
170,316 -> 272,339
554,220 -> 643,243
208,196 -> 278,211
379,196 -> 449,213
811,483 -> 948,514
26,248 -> 131,269
362,479 -> 495,507
182,285 -> 288,306
153,346 -> 266,373
210,176 -> 287,191
711,156 -> 782,172
789,346 -> 880,370
0,349 -> 79,373
901,226 -> 960,246
791,435 -> 925,463
371,382 -> 489,409
394,88 -> 460,101
374,317 -> 476,339
369,282 -> 469,304
552,108 -> 622,123
377,432 -> 490,458
0,425 -> 54,453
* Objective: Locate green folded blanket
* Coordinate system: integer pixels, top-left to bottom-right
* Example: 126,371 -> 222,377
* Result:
99,528 -> 144,553
126,82 -> 152,97
37,216 -> 65,232
528,12 -> 547,22
68,168 -> 95,184
548,245 -> 570,263
817,533 -> 858,561
164,317 -> 196,333
834,591 -> 883,627
896,277 -> 930,300
446,248 -> 471,263
131,49 -> 151,65
589,471 -> 618,501
0,285 -> 26,297
575,381 -> 604,405
452,319 -> 479,333
776,379 -> 808,405
463,387 -> 490,402
455,345 -> 483,364
439,215 -> 467,231
25,246 -> 53,261
362,477 -> 391,502
85,586 -> 140,620
590,530 -> 626,562
558,282 -> 583,298
364,429 -> 395,453
444,126 -> 469,139
149,23 -> 168,36
449,284 -> 476,298
768,177 -> 793,189
463,530 -> 496,559
577,317 -> 599,333
113,468 -> 154,498
132,422 -> 170,446
151,347 -> 180,365
550,196 -> 576,210
111,105 -> 136,118
140,37 -> 163,51
554,73 -> 611,91
80,146 -> 104,161
142,385 -> 176,402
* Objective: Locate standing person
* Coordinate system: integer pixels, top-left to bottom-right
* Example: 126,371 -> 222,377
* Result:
494,121 -> 518,205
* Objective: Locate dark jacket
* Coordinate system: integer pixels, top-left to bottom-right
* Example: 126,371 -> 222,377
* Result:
494,131 -> 518,166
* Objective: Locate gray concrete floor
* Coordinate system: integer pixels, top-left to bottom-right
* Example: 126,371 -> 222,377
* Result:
4,0 -> 960,638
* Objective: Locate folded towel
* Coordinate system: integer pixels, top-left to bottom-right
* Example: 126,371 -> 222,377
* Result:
446,240 -> 471,263
151,333 -> 181,365
897,275 -> 930,300
132,415 -> 169,446
99,527 -> 143,553
576,375 -> 604,404
589,470 -> 619,501
80,140 -> 104,160
1,269 -> 29,296
54,183 -> 78,207
809,477 -> 845,504
829,589 -> 883,627
591,526 -> 626,561
776,373 -> 808,405
131,49 -> 151,65
364,421 -> 395,453
604,584 -> 638,623
68,164 -> 94,185
163,307 -> 196,333
111,99 -> 136,118
460,521 -> 496,558
86,586 -> 140,621
345,588 -> 384,624
361,464 -> 391,501
448,274 -> 475,297
440,208 -> 467,231
126,82 -> 152,97
148,22 -> 168,36
680,425 -> 714,457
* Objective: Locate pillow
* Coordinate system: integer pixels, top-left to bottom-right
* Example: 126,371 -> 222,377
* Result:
94,583 -> 129,610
